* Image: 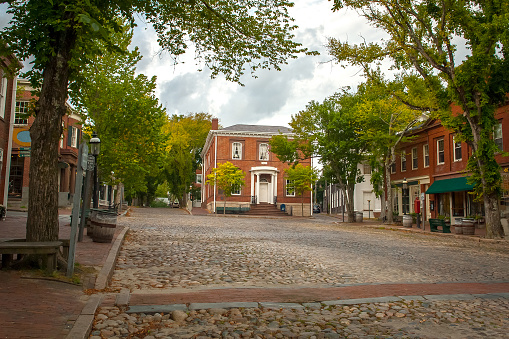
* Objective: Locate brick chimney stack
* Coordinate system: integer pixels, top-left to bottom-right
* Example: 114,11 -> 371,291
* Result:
211,118 -> 219,130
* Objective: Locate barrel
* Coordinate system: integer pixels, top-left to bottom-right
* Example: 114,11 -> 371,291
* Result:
402,215 -> 413,228
454,218 -> 463,234
462,219 -> 475,235
355,212 -> 363,223
91,210 -> 117,243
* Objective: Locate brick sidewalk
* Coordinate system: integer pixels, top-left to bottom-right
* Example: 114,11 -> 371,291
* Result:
0,210 -> 122,338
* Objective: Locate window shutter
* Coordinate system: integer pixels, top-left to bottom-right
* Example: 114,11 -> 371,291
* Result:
67,126 -> 72,147
76,128 -> 80,147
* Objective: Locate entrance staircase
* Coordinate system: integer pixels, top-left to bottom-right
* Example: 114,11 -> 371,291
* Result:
245,202 -> 289,217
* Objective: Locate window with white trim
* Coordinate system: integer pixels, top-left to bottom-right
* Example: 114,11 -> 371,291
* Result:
423,144 -> 429,168
196,174 -> 202,183
285,179 -> 295,196
259,143 -> 269,161
390,162 -> 396,174
232,142 -> 242,160
0,77 -> 7,119
412,147 -> 418,170
453,137 -> 462,162
363,164 -> 371,174
15,101 -> 29,125
401,151 -> 406,172
231,186 -> 241,195
437,139 -> 445,164
494,122 -> 503,152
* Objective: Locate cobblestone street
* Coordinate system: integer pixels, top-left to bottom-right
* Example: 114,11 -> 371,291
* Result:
91,208 -> 509,338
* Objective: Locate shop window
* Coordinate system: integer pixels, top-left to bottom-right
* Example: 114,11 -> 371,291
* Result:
452,191 -> 464,217
232,142 -> 242,160
423,144 -> 429,168
392,188 -> 399,215
437,139 -> 444,165
259,143 -> 269,161
412,147 -> 418,170
285,179 -> 295,196
401,151 -> 406,171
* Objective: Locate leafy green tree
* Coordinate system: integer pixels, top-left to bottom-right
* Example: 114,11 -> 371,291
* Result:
0,0 -> 308,243
162,113 -> 212,206
206,162 -> 245,214
284,164 -> 317,216
271,90 -> 368,222
329,0 -> 508,238
71,27 -> 166,204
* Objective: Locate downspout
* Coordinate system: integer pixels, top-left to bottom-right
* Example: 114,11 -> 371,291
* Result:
213,134 -> 217,214
3,75 -> 17,206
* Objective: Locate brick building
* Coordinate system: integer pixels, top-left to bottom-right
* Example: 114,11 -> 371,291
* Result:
0,52 -> 21,206
389,106 -> 509,225
200,119 -> 313,216
9,79 -> 83,208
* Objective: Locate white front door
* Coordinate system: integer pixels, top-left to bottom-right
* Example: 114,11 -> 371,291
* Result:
259,182 -> 269,203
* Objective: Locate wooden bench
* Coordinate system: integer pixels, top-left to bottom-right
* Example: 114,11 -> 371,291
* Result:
429,218 -> 451,233
0,241 -> 63,274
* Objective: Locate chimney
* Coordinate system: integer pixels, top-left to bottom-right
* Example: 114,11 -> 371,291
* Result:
211,118 -> 219,130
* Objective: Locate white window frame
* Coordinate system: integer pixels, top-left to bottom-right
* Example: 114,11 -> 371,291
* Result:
412,147 -> 418,170
232,142 -> 242,160
437,139 -> 445,165
15,101 -> 29,125
231,186 -> 241,195
70,126 -> 78,148
453,137 -> 462,162
196,174 -> 202,183
285,179 -> 295,197
363,164 -> 371,175
390,162 -> 396,174
0,77 -> 7,120
401,151 -> 406,172
494,122 -> 503,152
259,143 -> 269,161
423,144 -> 429,168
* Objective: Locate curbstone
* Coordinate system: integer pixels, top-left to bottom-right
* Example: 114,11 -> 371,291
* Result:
260,302 -> 305,310
115,288 -> 130,306
95,226 -> 129,290
66,295 -> 103,339
323,296 -> 402,306
126,304 -> 188,314
423,294 -> 475,301
189,302 -> 259,310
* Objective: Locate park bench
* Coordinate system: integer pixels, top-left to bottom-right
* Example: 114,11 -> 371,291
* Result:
428,218 -> 451,233
0,240 -> 64,274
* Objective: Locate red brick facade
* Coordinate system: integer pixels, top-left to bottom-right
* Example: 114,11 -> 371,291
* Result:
201,120 -> 312,215
391,106 -> 509,223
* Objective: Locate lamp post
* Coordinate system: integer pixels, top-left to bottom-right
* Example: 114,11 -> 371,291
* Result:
90,132 -> 101,209
402,178 -> 408,215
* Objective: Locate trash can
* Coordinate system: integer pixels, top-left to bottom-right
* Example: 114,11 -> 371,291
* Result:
402,215 -> 413,228
280,204 -> 286,212
355,212 -> 363,223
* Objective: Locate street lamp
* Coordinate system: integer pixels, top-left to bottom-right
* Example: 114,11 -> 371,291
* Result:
402,178 -> 408,215
90,132 -> 101,208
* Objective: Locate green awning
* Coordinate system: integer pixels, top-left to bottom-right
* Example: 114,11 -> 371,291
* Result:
425,177 -> 473,194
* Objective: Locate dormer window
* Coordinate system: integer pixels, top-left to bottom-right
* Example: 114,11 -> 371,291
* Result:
259,143 -> 269,161
232,142 -> 242,160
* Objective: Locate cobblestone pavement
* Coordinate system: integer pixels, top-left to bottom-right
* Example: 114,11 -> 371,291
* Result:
91,208 -> 509,338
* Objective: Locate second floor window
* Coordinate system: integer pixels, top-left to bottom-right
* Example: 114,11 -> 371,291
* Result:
232,142 -> 242,160
412,147 -> 418,170
401,151 -> 406,171
196,174 -> 202,183
363,164 -> 371,174
68,126 -> 79,148
0,77 -> 7,119
423,144 -> 429,167
454,137 -> 462,161
390,162 -> 396,174
285,179 -> 295,196
15,101 -> 29,125
494,122 -> 503,151
259,143 -> 269,161
437,139 -> 445,164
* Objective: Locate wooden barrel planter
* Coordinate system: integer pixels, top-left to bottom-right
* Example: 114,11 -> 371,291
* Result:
454,218 -> 463,234
462,219 -> 476,235
91,211 -> 117,243
402,215 -> 413,228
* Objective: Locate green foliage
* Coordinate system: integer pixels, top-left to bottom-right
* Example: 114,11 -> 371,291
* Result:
155,181 -> 170,198
206,162 -> 245,198
284,164 -> 317,216
150,199 -> 169,208
162,113 -> 212,203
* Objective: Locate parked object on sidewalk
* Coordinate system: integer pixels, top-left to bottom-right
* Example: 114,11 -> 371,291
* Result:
461,218 -> 476,235
355,212 -> 363,222
429,218 -> 451,233
454,218 -> 463,234
402,215 -> 413,228
90,209 -> 117,243
313,204 -> 320,213
0,240 -> 62,273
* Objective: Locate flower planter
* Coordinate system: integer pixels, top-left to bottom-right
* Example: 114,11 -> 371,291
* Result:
462,219 -> 475,235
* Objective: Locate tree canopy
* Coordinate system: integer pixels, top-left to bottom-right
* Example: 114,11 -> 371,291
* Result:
284,163 -> 317,216
206,161 -> 245,214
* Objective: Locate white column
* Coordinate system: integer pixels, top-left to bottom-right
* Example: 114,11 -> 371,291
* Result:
274,172 -> 278,199
256,174 -> 260,204
250,172 -> 255,202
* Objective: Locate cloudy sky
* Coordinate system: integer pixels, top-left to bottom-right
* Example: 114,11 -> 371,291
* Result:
0,2 -> 386,128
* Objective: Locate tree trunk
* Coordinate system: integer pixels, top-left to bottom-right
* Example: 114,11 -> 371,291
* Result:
26,24 -> 76,242
384,156 -> 394,224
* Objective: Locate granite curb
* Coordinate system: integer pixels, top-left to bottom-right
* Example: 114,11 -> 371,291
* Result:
95,226 -> 129,290
118,292 -> 509,314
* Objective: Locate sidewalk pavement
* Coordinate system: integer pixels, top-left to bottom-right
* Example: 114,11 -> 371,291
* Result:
0,208 -> 127,339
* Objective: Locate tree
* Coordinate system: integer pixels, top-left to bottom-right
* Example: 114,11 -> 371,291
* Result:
284,164 -> 317,216
271,89 -> 368,222
162,113 -> 212,206
206,162 -> 245,214
0,0 -> 308,244
71,27 -> 166,203
329,0 -> 509,238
